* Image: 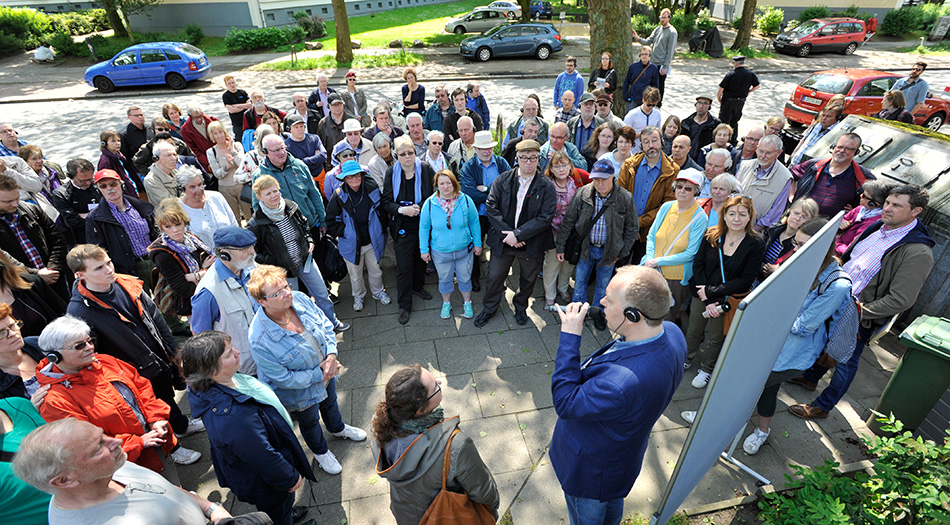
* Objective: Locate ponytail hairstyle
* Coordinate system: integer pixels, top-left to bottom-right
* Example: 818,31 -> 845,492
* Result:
372,364 -> 429,444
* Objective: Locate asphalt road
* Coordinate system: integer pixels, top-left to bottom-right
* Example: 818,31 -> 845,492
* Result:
8,70 -> 950,166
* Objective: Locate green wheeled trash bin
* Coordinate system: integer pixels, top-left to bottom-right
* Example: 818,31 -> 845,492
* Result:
867,315 -> 950,435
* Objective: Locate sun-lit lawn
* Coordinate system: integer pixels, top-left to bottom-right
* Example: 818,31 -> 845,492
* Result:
255,50 -> 424,70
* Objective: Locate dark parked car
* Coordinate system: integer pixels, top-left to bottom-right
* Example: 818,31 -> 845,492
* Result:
530,0 -> 553,19
773,17 -> 866,57
84,42 -> 211,93
460,22 -> 562,62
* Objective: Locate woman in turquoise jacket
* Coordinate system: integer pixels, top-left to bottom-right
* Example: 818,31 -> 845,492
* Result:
419,170 -> 481,320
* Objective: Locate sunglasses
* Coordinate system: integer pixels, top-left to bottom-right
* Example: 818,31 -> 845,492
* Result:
63,337 -> 96,351
339,152 -> 356,159
430,141 -> 442,146
427,382 -> 441,401
397,151 -> 414,157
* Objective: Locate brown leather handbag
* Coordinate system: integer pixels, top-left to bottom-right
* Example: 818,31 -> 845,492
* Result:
418,429 -> 495,525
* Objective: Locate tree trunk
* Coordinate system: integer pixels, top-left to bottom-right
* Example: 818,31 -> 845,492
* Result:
332,0 -> 353,63
519,0 -> 530,21
732,0 -> 757,50
105,6 -> 131,39
589,0 -> 634,117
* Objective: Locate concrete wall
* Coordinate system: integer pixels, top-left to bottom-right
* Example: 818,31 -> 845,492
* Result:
127,2 -> 255,37
710,0 -> 900,23
0,0 -> 100,12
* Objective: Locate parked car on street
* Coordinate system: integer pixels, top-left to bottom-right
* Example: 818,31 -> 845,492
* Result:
530,1 -> 554,19
486,1 -> 522,19
773,17 -> 866,57
445,8 -> 509,34
84,42 -> 211,93
459,22 -> 562,62
784,69 -> 950,131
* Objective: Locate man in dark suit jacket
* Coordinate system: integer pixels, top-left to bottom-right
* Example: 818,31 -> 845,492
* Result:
550,266 -> 685,523
473,139 -> 556,328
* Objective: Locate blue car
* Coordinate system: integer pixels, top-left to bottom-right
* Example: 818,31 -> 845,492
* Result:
530,1 -> 553,19
84,42 -> 212,93
460,23 -> 562,62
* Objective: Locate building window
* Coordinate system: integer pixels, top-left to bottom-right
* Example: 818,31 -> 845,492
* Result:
355,4 -> 359,9
366,3 -> 371,8
266,13 -> 275,20
306,9 -> 312,15
378,2 -> 382,6
57,5 -> 64,10
322,7 -> 328,13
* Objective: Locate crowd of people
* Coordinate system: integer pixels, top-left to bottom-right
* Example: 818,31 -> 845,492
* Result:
0,40 -> 938,524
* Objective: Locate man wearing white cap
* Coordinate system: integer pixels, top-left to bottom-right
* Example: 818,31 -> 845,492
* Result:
460,131 -> 511,291
333,119 -> 376,167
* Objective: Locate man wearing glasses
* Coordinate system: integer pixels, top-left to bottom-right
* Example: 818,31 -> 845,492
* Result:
735,134 -> 792,230
252,135 -> 325,239
622,46 -> 660,113
460,131 -> 511,292
623,87 -> 664,153
423,84 -> 454,132
791,133 -> 875,218
52,158 -> 101,246
132,121 -> 197,175
474,139 -> 556,328
317,93 -> 348,165
0,122 -> 28,157
893,62 -> 929,117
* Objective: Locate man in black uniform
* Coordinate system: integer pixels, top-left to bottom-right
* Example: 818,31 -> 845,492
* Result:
717,56 -> 760,145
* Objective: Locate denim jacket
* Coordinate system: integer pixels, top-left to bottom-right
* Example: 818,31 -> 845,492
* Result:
248,291 -> 337,412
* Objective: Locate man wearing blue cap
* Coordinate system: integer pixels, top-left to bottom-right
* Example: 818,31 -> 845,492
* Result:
556,159 -> 638,330
191,225 -> 261,375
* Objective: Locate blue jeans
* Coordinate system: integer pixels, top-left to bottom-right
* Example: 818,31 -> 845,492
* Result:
564,493 -> 623,525
802,324 -> 872,412
289,258 -> 338,325
572,245 -> 613,309
289,377 -> 344,455
431,248 -> 474,295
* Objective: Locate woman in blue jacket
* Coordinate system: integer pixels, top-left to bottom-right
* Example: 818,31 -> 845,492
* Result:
419,170 -> 481,320
183,331 -> 316,525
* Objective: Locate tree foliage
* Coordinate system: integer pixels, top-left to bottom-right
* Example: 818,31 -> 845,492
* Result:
98,0 -> 162,39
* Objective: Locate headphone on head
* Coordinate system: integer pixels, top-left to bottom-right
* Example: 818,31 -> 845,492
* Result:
218,249 -> 232,262
100,140 -> 108,148
623,305 -> 665,324
46,348 -> 63,364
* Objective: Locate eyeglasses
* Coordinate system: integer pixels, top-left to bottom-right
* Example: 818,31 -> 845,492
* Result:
339,152 -> 356,159
262,283 -> 292,299
834,145 -> 858,152
430,141 -> 442,146
517,155 -> 540,162
0,320 -> 23,339
912,67 -> 924,72
347,78 -> 356,81
154,127 -> 169,132
397,151 -> 414,157
597,102 -> 609,107
645,103 -> 656,108
63,337 -> 96,351
674,184 -> 693,191
427,382 -> 441,401
97,181 -> 121,189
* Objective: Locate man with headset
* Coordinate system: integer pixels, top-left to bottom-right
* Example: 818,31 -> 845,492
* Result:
549,265 -> 685,523
191,226 -> 260,376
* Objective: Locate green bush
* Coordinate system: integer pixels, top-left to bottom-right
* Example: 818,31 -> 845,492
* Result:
755,5 -> 784,35
224,25 -> 305,52
294,12 -> 327,39
631,14 -> 654,38
49,30 -> 87,56
798,6 -> 829,22
0,31 -> 21,55
47,10 -> 108,36
0,6 -> 52,52
182,23 -> 204,45
695,8 -> 715,31
829,4 -> 860,18
731,15 -> 742,30
882,6 -> 925,37
670,11 -> 696,37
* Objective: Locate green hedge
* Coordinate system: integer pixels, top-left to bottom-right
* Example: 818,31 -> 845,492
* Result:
754,5 -> 784,35
798,6 -> 829,22
224,25 -> 305,52
48,9 -> 109,36
670,11 -> 696,38
0,6 -> 51,53
882,6 -> 925,37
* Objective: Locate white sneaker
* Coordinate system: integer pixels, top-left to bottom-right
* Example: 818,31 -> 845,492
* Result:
681,411 -> 697,425
353,296 -> 364,312
176,418 -> 206,438
743,428 -> 770,455
691,370 -> 710,389
332,424 -> 367,442
315,450 -> 342,475
375,291 -> 392,305
170,446 -> 201,465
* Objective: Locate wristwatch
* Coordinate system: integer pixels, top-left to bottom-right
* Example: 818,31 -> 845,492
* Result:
205,502 -> 221,519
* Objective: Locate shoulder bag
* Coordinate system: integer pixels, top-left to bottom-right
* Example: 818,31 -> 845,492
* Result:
564,199 -> 609,265
418,429 -> 495,525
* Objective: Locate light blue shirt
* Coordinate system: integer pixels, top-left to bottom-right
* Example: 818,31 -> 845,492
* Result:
190,260 -> 258,332
893,77 -> 929,110
478,157 -> 501,215
632,160 -> 661,217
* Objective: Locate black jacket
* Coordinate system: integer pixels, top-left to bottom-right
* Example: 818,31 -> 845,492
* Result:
680,112 -> 722,161
51,181 -> 102,245
690,233 -> 766,304
247,199 -> 312,277
382,162 -> 436,237
485,168 -> 557,258
12,273 -> 67,337
147,238 -> 212,316
443,110 -> 484,144
119,123 -> 153,172
0,202 -> 67,273
86,196 -> 158,276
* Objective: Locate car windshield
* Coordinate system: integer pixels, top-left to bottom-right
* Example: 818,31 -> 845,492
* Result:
790,20 -> 822,35
800,73 -> 853,95
179,43 -> 203,56
484,25 -> 507,36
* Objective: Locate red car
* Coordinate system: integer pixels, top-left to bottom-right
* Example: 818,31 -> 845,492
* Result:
784,69 -> 950,131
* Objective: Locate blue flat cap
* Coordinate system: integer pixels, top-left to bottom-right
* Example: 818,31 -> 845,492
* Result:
213,226 -> 256,248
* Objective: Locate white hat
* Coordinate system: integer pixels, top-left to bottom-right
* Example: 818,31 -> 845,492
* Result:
473,130 -> 497,149
675,168 -> 705,188
342,119 -> 362,133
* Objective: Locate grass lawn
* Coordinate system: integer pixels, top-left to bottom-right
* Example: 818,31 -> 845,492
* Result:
896,41 -> 950,55
255,50 -> 424,70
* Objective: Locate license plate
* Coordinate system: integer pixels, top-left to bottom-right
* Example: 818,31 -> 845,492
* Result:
774,42 -> 784,48
802,96 -> 822,105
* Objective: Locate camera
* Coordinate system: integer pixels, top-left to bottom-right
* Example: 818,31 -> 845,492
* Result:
701,301 -> 732,319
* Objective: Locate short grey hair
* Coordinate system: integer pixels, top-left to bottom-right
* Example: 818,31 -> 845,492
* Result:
152,141 -> 177,159
13,418 -> 85,494
710,173 -> 741,193
38,315 -> 91,355
405,112 -> 423,125
372,132 -> 393,151
187,106 -> 204,117
428,130 -> 444,143
254,124 -> 276,154
457,116 -> 474,129
523,117 -> 541,129
175,164 -> 204,188
707,148 -> 733,169
316,73 -> 328,83
759,134 -> 783,153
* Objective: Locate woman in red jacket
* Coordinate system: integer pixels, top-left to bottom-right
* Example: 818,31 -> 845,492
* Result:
34,315 -> 190,484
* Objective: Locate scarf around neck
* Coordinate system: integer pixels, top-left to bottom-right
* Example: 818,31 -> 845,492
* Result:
391,158 -> 423,205
261,198 -> 287,222
398,407 -> 444,436
160,232 -> 206,273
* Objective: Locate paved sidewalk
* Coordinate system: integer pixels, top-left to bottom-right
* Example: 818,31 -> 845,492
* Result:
171,256 -> 899,523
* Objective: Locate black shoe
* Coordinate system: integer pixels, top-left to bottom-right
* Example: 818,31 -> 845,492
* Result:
514,310 -> 529,325
398,309 -> 410,324
473,310 -> 494,327
329,292 -> 340,305
293,506 -> 309,523
471,280 -> 481,292
412,289 -> 433,300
